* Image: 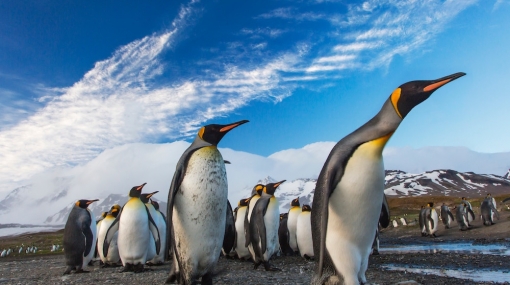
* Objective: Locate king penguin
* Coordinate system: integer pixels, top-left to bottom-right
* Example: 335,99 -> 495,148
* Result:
419,206 -> 427,236
481,195 -> 499,226
311,72 -> 466,285
97,204 -> 121,267
440,203 -> 455,229
371,194 -> 390,255
103,183 -> 161,273
461,197 -> 475,226
247,180 -> 286,271
222,200 -> 236,257
278,213 -> 294,256
165,120 -> 248,285
425,202 -> 439,237
456,202 -> 470,231
287,197 -> 302,255
244,184 -> 264,248
148,200 -> 168,265
296,205 -> 313,259
63,199 -> 99,274
234,198 -> 251,259
139,191 -> 161,265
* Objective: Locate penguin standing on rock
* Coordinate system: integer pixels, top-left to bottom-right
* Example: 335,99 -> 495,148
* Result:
166,120 -> 248,285
462,197 -> 475,226
63,199 -> 99,274
311,72 -> 466,285
103,183 -> 161,273
456,202 -> 470,231
296,205 -> 313,259
481,195 -> 499,226
247,180 -> 286,271
287,197 -> 302,255
419,206 -> 427,236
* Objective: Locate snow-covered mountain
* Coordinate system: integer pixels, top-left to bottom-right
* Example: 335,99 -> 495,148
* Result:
44,193 -> 167,225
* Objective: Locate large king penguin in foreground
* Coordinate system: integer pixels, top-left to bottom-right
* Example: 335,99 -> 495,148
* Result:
103,183 -> 161,273
166,120 -> 248,285
63,199 -> 99,274
311,72 -> 465,285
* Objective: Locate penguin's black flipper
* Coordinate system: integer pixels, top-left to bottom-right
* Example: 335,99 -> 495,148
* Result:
103,207 -> 122,257
83,224 -> 94,257
448,211 -> 455,221
379,194 -> 390,228
502,197 -> 510,203
244,197 -> 253,248
223,200 -> 235,254
145,205 -> 161,255
251,197 -> 270,255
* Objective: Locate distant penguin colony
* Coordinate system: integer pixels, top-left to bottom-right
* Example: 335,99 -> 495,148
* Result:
54,72 -> 473,285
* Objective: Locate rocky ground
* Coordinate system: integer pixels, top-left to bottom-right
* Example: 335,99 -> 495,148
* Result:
1,212 -> 509,284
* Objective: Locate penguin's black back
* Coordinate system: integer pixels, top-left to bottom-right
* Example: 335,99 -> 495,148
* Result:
223,200 -> 236,254
278,215 -> 293,256
63,207 -> 92,266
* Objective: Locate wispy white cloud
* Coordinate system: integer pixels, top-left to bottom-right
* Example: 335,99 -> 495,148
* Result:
240,27 -> 286,38
0,2 -> 303,191
494,0 -> 510,10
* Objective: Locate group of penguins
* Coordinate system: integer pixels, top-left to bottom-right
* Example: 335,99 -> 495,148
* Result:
419,194 -> 501,237
61,72 -> 467,285
63,187 -> 167,274
0,244 -> 39,257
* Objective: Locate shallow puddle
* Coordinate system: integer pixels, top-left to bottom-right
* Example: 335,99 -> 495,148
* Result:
380,243 -> 510,256
382,264 -> 510,283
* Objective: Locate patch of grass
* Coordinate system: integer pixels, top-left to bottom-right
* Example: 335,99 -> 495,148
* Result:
0,229 -> 64,257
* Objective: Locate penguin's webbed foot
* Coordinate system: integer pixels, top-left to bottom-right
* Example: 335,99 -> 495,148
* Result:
121,264 -> 133,272
263,262 -> 281,271
63,266 -> 74,275
371,250 -> 380,256
253,262 -> 262,270
133,263 -> 145,273
88,260 -> 94,266
74,269 -> 90,274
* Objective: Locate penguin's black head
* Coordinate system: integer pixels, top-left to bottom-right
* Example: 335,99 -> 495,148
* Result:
151,200 -> 160,210
280,213 -> 288,220
129,183 -> 147,198
109,205 -> 121,218
75,199 -> 99,209
302,205 -> 312,212
101,212 -> 108,218
252,184 -> 264,196
428,202 -> 434,207
263,180 -> 286,196
198,120 -> 249,146
140,191 -> 159,203
291,197 -> 300,207
390,72 -> 465,119
239,198 -> 249,207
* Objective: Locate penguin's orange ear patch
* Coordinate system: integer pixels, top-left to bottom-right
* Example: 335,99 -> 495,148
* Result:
75,201 -> 80,207
390,88 -> 402,118
198,127 -> 205,139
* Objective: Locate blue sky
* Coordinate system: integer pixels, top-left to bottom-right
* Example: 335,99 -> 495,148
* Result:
1,0 -> 510,191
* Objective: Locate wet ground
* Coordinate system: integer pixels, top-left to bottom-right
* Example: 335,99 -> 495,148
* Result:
1,212 -> 509,284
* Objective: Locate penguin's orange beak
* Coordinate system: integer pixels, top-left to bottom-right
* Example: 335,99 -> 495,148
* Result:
219,120 -> 249,133
136,183 -> 147,191
86,199 -> 99,205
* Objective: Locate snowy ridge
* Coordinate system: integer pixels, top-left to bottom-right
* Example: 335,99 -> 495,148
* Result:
44,193 -> 167,225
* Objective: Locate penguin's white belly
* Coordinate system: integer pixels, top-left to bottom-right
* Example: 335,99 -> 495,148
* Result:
98,217 -> 120,263
83,209 -> 97,268
235,207 -> 250,258
287,208 -> 301,252
262,197 -> 280,261
326,143 -> 384,284
429,210 -> 439,234
173,147 -> 227,278
447,215 -> 453,226
118,199 -> 150,265
296,212 -> 313,258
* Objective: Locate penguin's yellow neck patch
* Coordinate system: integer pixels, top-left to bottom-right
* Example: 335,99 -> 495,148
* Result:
358,132 -> 394,158
390,88 -> 402,118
